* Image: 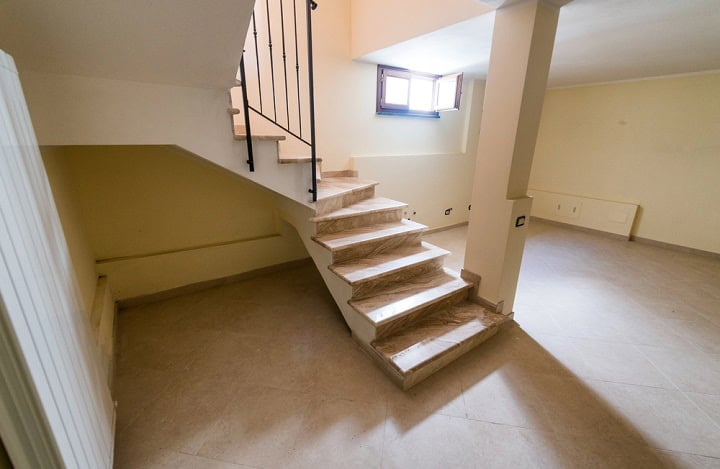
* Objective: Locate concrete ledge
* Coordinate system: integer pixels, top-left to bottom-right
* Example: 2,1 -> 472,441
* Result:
117,257 -> 312,309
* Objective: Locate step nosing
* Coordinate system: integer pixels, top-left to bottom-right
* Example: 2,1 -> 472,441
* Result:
315,224 -> 425,250
330,249 -> 449,285
310,199 -> 407,222
353,281 -> 472,325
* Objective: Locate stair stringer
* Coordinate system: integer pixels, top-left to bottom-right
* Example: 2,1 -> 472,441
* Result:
221,140 -> 316,210
274,196 -> 378,343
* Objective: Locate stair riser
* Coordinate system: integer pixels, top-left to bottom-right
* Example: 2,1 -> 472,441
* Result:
374,288 -> 471,340
401,326 -> 500,390
316,186 -> 375,216
332,232 -> 423,264
351,257 -> 445,299
315,208 -> 404,236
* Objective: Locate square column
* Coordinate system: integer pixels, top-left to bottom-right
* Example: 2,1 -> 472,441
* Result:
463,0 -> 567,314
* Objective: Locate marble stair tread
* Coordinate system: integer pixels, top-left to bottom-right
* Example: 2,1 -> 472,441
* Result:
350,268 -> 472,326
278,154 -> 323,164
234,133 -> 286,141
233,124 -> 286,141
310,197 -> 407,222
371,302 -> 510,379
330,241 -> 449,285
313,219 -> 426,251
315,177 -> 379,201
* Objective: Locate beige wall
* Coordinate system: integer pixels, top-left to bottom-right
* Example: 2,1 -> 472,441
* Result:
45,145 -> 308,299
530,73 -> 720,254
350,0 -> 492,58
42,147 -> 98,314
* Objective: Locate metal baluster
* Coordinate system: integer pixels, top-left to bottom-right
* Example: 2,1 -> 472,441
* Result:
306,0 -> 318,201
266,0 -> 278,120
292,0 -> 302,138
280,0 -> 291,127
251,13 -> 262,113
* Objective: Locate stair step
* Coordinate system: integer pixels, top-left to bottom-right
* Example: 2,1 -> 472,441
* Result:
233,124 -> 286,141
315,177 -> 379,216
278,155 -> 323,164
350,268 -> 472,338
314,220 -> 426,263
234,133 -> 286,141
330,242 -> 449,298
369,301 -> 510,389
311,197 -> 407,223
311,197 -> 407,236
315,177 -> 378,201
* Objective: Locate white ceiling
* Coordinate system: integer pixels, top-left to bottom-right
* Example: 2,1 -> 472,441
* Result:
0,0 -> 254,89
358,0 -> 720,87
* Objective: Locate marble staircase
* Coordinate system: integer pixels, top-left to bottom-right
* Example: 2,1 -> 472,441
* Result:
230,110 -> 510,390
308,177 -> 511,389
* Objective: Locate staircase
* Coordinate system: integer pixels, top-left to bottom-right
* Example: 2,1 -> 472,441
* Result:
228,1 -> 509,389
230,118 -> 509,389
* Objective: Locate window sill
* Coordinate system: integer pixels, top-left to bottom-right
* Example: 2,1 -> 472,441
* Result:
376,111 -> 440,119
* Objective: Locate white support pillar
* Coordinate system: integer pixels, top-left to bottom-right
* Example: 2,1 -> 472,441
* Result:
463,0 -> 569,315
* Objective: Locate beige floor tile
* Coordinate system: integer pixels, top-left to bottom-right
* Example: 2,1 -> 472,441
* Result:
524,430 -> 667,469
532,333 -> 676,388
584,379 -> 720,457
460,367 -> 553,430
383,363 -> 467,419
685,392 -> 720,427
279,397 -> 386,469
115,371 -> 241,467
654,450 -> 720,468
638,345 -> 720,395
118,451 -> 258,469
196,385 -> 312,468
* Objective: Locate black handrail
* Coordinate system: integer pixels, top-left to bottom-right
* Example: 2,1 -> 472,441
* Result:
240,0 -> 319,201
239,55 -> 254,172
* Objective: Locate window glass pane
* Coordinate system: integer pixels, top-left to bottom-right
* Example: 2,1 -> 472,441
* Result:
409,77 -> 434,111
436,77 -> 458,110
385,76 -> 409,105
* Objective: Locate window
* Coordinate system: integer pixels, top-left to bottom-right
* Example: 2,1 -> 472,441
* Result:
376,65 -> 463,117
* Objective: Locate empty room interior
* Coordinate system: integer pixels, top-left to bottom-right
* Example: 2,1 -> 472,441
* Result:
0,0 -> 719,468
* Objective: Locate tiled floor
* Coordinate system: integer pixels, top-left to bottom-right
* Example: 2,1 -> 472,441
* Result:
114,220 -> 720,468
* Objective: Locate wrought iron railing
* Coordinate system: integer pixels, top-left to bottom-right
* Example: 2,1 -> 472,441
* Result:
238,0 -> 319,201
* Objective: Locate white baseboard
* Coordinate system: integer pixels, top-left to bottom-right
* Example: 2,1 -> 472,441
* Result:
528,189 -> 638,239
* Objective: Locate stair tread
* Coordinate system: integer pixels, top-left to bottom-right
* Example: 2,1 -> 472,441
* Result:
233,123 -> 285,141
315,177 -> 378,201
278,155 -> 323,164
330,241 -> 448,285
234,133 -> 286,141
314,219 -> 426,251
350,268 -> 472,326
310,197 -> 407,222
372,301 -> 509,376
